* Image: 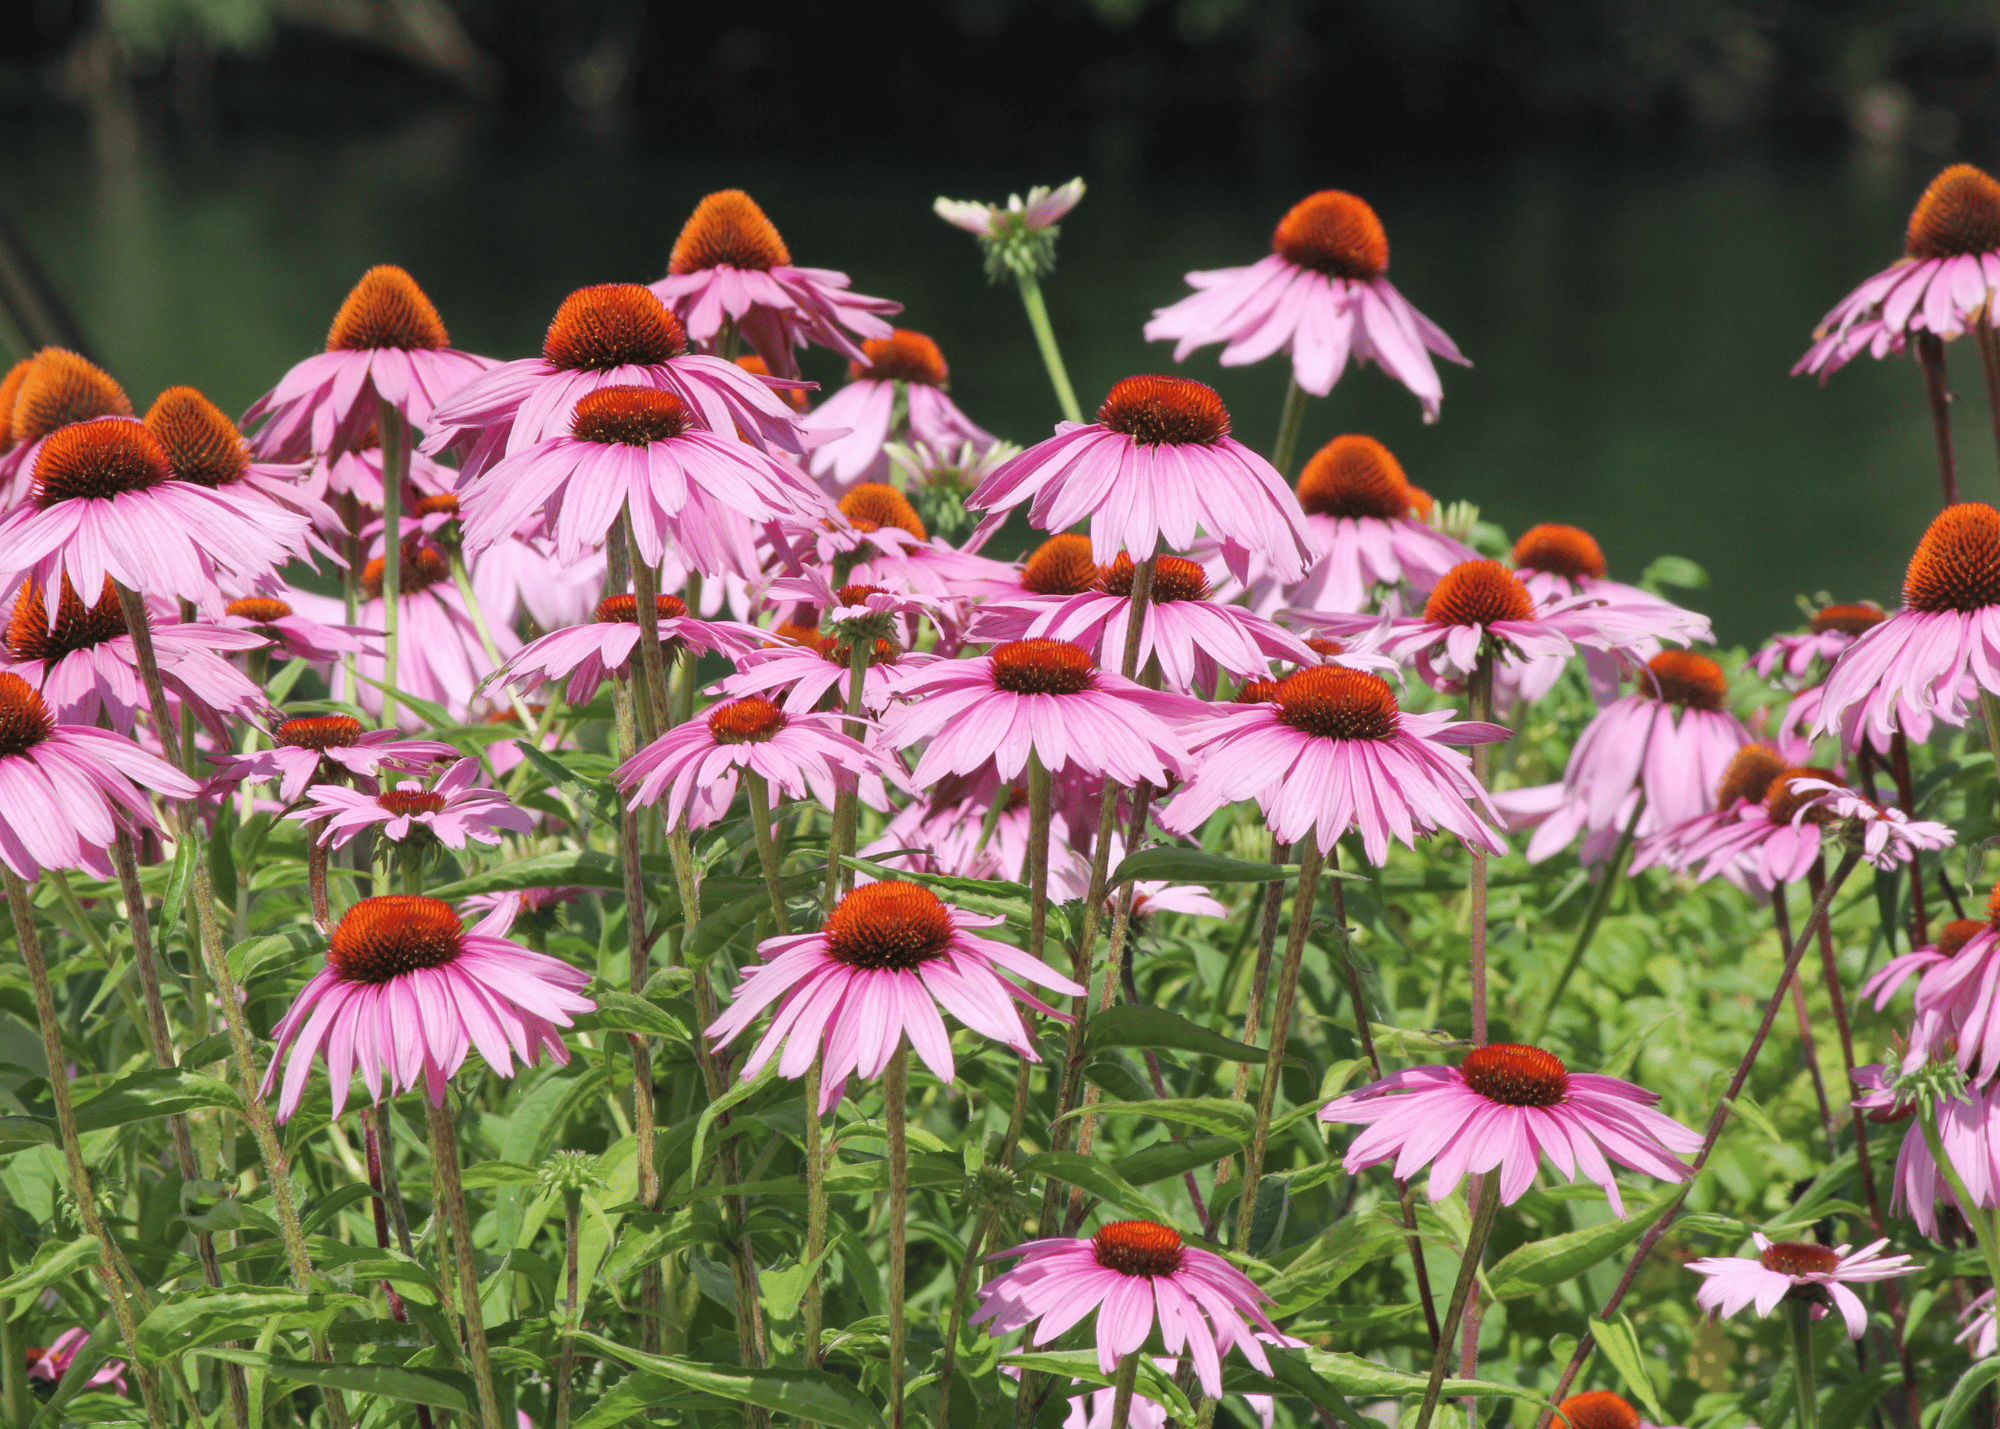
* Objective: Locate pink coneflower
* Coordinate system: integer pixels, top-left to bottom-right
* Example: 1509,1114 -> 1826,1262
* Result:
801,329 -> 994,489
1815,503 -> 2000,747
1497,650 -> 1748,865
970,1219 -> 1278,1397
490,593 -> 761,708
1159,666 -> 1506,864
1873,883 -> 2000,1080
423,282 -> 810,478
880,637 -> 1197,790
262,894 -> 594,1120
1511,524 -> 1713,696
242,266 -> 493,461
706,879 -> 1083,1110
286,757 -> 533,851
0,348 -> 133,501
0,417 -> 308,623
719,624 -> 921,716
1144,190 -> 1468,421
1753,602 -> 1886,684
212,714 -> 457,802
1851,1064 -> 2000,1238
1783,776 -> 1953,869
1861,917 -> 1984,1020
212,594 -> 373,664
1628,744 -> 1789,888
616,694 -> 899,831
935,179 -> 1085,249
968,376 -> 1317,580
145,385 -> 336,552
457,384 -> 829,579
973,552 -> 1316,697
1637,765 -> 1857,890
0,672 -> 197,880
1797,165 -> 2000,380
763,567 -> 945,651
1,576 -> 269,738
27,1327 -> 127,1396
1961,1292 -> 1999,1358
650,189 -> 900,377
321,541 -> 520,726
1319,1042 -> 1699,1213
819,484 -> 1016,620
1686,1234 -> 1916,1338
309,423 -> 454,517
460,522 -> 607,637
861,763 -> 1108,885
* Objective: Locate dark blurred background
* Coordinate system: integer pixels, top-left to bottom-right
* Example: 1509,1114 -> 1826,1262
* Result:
7,0 -> 2000,642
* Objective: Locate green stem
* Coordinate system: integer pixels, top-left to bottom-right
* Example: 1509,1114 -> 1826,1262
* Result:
803,1055 -> 826,1371
1015,271 -> 1082,424
426,1096 -> 504,1429
624,508 -> 676,737
824,638 -> 873,905
1983,691 -> 2000,790
1789,1297 -> 1820,1429
556,1187 -> 582,1429
378,399 -> 408,729
886,1038 -> 910,1429
1026,752 -> 1053,967
1270,374 -> 1309,477
0,1187 -> 21,1429
397,843 -> 425,895
745,771 -> 790,936
1530,792 -> 1647,1044
934,1207 -> 995,1429
446,548 -> 536,731
1106,1347 -> 1143,1429
1467,654 -> 1494,1047
1411,1174 -> 1501,1429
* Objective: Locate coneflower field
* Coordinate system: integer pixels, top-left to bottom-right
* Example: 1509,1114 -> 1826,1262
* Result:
5,164 -> 2000,1429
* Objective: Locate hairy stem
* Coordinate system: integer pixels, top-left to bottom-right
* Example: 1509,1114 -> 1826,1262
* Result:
378,398 -> 407,728
426,1096 -> 504,1429
1015,271 -> 1082,424
1916,331 -> 1960,509
886,1039 -> 910,1429
1271,374 -> 1309,477
1411,1174 -> 1501,1429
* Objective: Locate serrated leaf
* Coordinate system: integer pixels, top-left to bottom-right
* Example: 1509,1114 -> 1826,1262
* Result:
0,1235 -> 95,1300
136,1288 -> 366,1364
1591,1313 -> 1667,1423
1057,1097 -> 1257,1142
1083,1005 -> 1265,1063
71,1068 -> 240,1133
194,1347 -> 470,1410
572,1331 -> 885,1429
583,991 -> 693,1043
1486,1183 -> 1681,1299
1018,1151 -> 1179,1227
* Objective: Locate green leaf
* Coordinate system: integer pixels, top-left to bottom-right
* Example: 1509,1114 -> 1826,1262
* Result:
226,929 -> 319,985
686,1060 -> 778,1186
1823,1367 -> 1900,1429
1261,1213 -> 1409,1316
71,1068 -> 240,1133
1485,1183 -> 1681,1299
1001,1351 -> 1194,1423
136,1288 -> 366,1364
583,991 -> 693,1043
572,1371 -> 710,1429
1272,1349 -> 1561,1409
458,1162 -> 542,1189
839,857 -> 1036,927
1223,1350 -> 1376,1429
1110,1135 -> 1239,1186
0,1235 -> 95,1300
1940,1358 -> 2000,1429
194,1348 -> 471,1410
1083,1005 -> 1265,1063
265,656 -> 310,705
159,834 -> 198,961
1723,1092 -> 1784,1144
1055,1097 -> 1257,1142
1638,554 -> 1708,592
572,1330 -> 886,1429
425,850 -> 625,900
685,876 -> 820,962
1109,847 -> 1299,886
1018,1151 -> 1179,1226
0,1115 -> 54,1146
1590,1313 -> 1667,1423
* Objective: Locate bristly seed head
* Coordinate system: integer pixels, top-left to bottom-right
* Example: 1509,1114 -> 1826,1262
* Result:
328,895 -> 464,985
0,672 -> 56,758
1102,553 -> 1209,603
1512,524 -> 1607,581
594,593 -> 689,624
325,266 -> 450,352
145,386 -> 250,487
377,789 -> 446,817
821,880 -> 955,971
1715,744 -> 1788,807
362,545 -> 451,600
1986,875 -> 2000,926
1940,918 -> 1989,955
1274,666 -> 1400,742
226,596 -> 294,624
1424,559 -> 1535,628
0,357 -> 31,451
4,577 -> 126,663
1764,767 -> 1841,827
1306,637 -> 1345,659
669,190 -> 792,274
1091,1220 -> 1187,1278
1759,1240 -> 1841,1277
1906,164 -> 2000,261
32,419 -> 172,506
989,638 -> 1097,695
1645,650 -> 1729,712
851,330 -> 949,387
839,483 -> 928,540
277,715 -> 364,750
413,493 -> 459,518
543,285 -> 689,371
570,385 -> 696,446
1295,434 -> 1417,520
1020,535 -> 1104,596
1459,1043 -> 1569,1107
1811,601 -> 1885,637
10,349 -> 132,448
707,695 -> 788,745
1272,190 -> 1390,280
1097,376 -> 1230,446
1557,1392 -> 1639,1429
1904,503 -> 2000,613
1236,677 -> 1281,703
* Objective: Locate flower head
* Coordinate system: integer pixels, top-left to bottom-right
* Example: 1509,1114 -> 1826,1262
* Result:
212,714 -> 457,803
490,592 -> 762,708
287,757 -> 534,851
935,178 -> 1085,281
802,329 -> 995,489
26,1327 -> 126,1396
0,348 -> 132,501
1686,1234 -> 1916,1338
1851,1064 -> 2000,1239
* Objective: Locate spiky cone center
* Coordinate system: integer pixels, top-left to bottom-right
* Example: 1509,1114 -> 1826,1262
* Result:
1275,666 -> 1399,741
1759,1240 -> 1841,1277
1460,1043 -> 1569,1107
226,597 -> 294,624
1941,918 -> 1989,956
1986,875 -> 2000,925
11,349 -> 132,447
0,673 -> 55,758
669,190 -> 791,273
774,621 -> 828,652
838,483 -> 928,539
145,386 -> 249,487
571,385 -> 695,446
1646,650 -> 1729,711
1907,165 -> 2000,260
594,593 -> 689,624
1905,503 -> 2000,613
990,638 -> 1097,695
738,354 -> 809,413
1513,523 -> 1606,580
5,577 -> 126,662
32,420 -> 172,507
1715,745 -> 1787,806
1763,767 -> 1842,826
1810,601 -> 1884,637
278,715 -> 364,750
851,330 -> 949,387
1235,677 -> 1281,703
328,894 -> 464,984
1272,190 -> 1389,281
1558,1393 -> 1639,1429
362,545 -> 451,600
1091,1220 -> 1187,1277
1295,434 -> 1414,520
821,880 -> 954,970
0,357 -> 30,450
325,265 -> 450,352
413,493 -> 459,518
1305,637 -> 1345,659
1424,559 -> 1534,627
1020,535 -> 1103,595
1102,553 -> 1208,603
707,695 -> 788,745
1097,376 -> 1230,447
543,285 -> 689,371
377,789 -> 446,817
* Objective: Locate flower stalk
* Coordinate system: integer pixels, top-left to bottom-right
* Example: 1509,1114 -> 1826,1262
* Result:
1915,331 -> 1960,508
1787,1297 -> 1821,1429
378,398 -> 408,728
426,1095 -> 505,1429
1271,374 -> 1308,477
886,1037 -> 911,1429
1106,1348 -> 1144,1429
1411,1173 -> 1501,1429
1015,271 -> 1082,424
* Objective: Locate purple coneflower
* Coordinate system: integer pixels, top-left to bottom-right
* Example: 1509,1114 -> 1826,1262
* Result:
287,757 -> 533,851
1851,1064 -> 2000,1239
1686,1234 -> 1916,1338
0,348 -> 133,499
212,714 -> 457,802
491,591 -> 760,708
212,593 -> 373,665
801,329 -> 994,489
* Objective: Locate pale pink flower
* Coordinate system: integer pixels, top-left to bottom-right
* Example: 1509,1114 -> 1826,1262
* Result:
706,880 -> 1083,1111
1687,1235 -> 1916,1338
859,763 -> 1106,885
1877,900 -> 2000,1082
1637,765 -> 1853,891
971,1220 -> 1277,1397
287,758 -> 533,851
801,330 -> 994,489
1960,1291 -> 1998,1358
1320,1042 -> 1700,1214
309,431 -> 455,516
145,385 -> 341,563
210,714 -> 457,803
490,592 -> 762,708
935,179 -> 1085,240
28,1327 -> 126,1396
1851,1064 -> 2000,1238
212,593 -> 373,664
0,348 -> 135,501
1752,603 -> 1887,684
718,625 -> 925,717
1786,777 -> 1954,869
1144,190 -> 1467,421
